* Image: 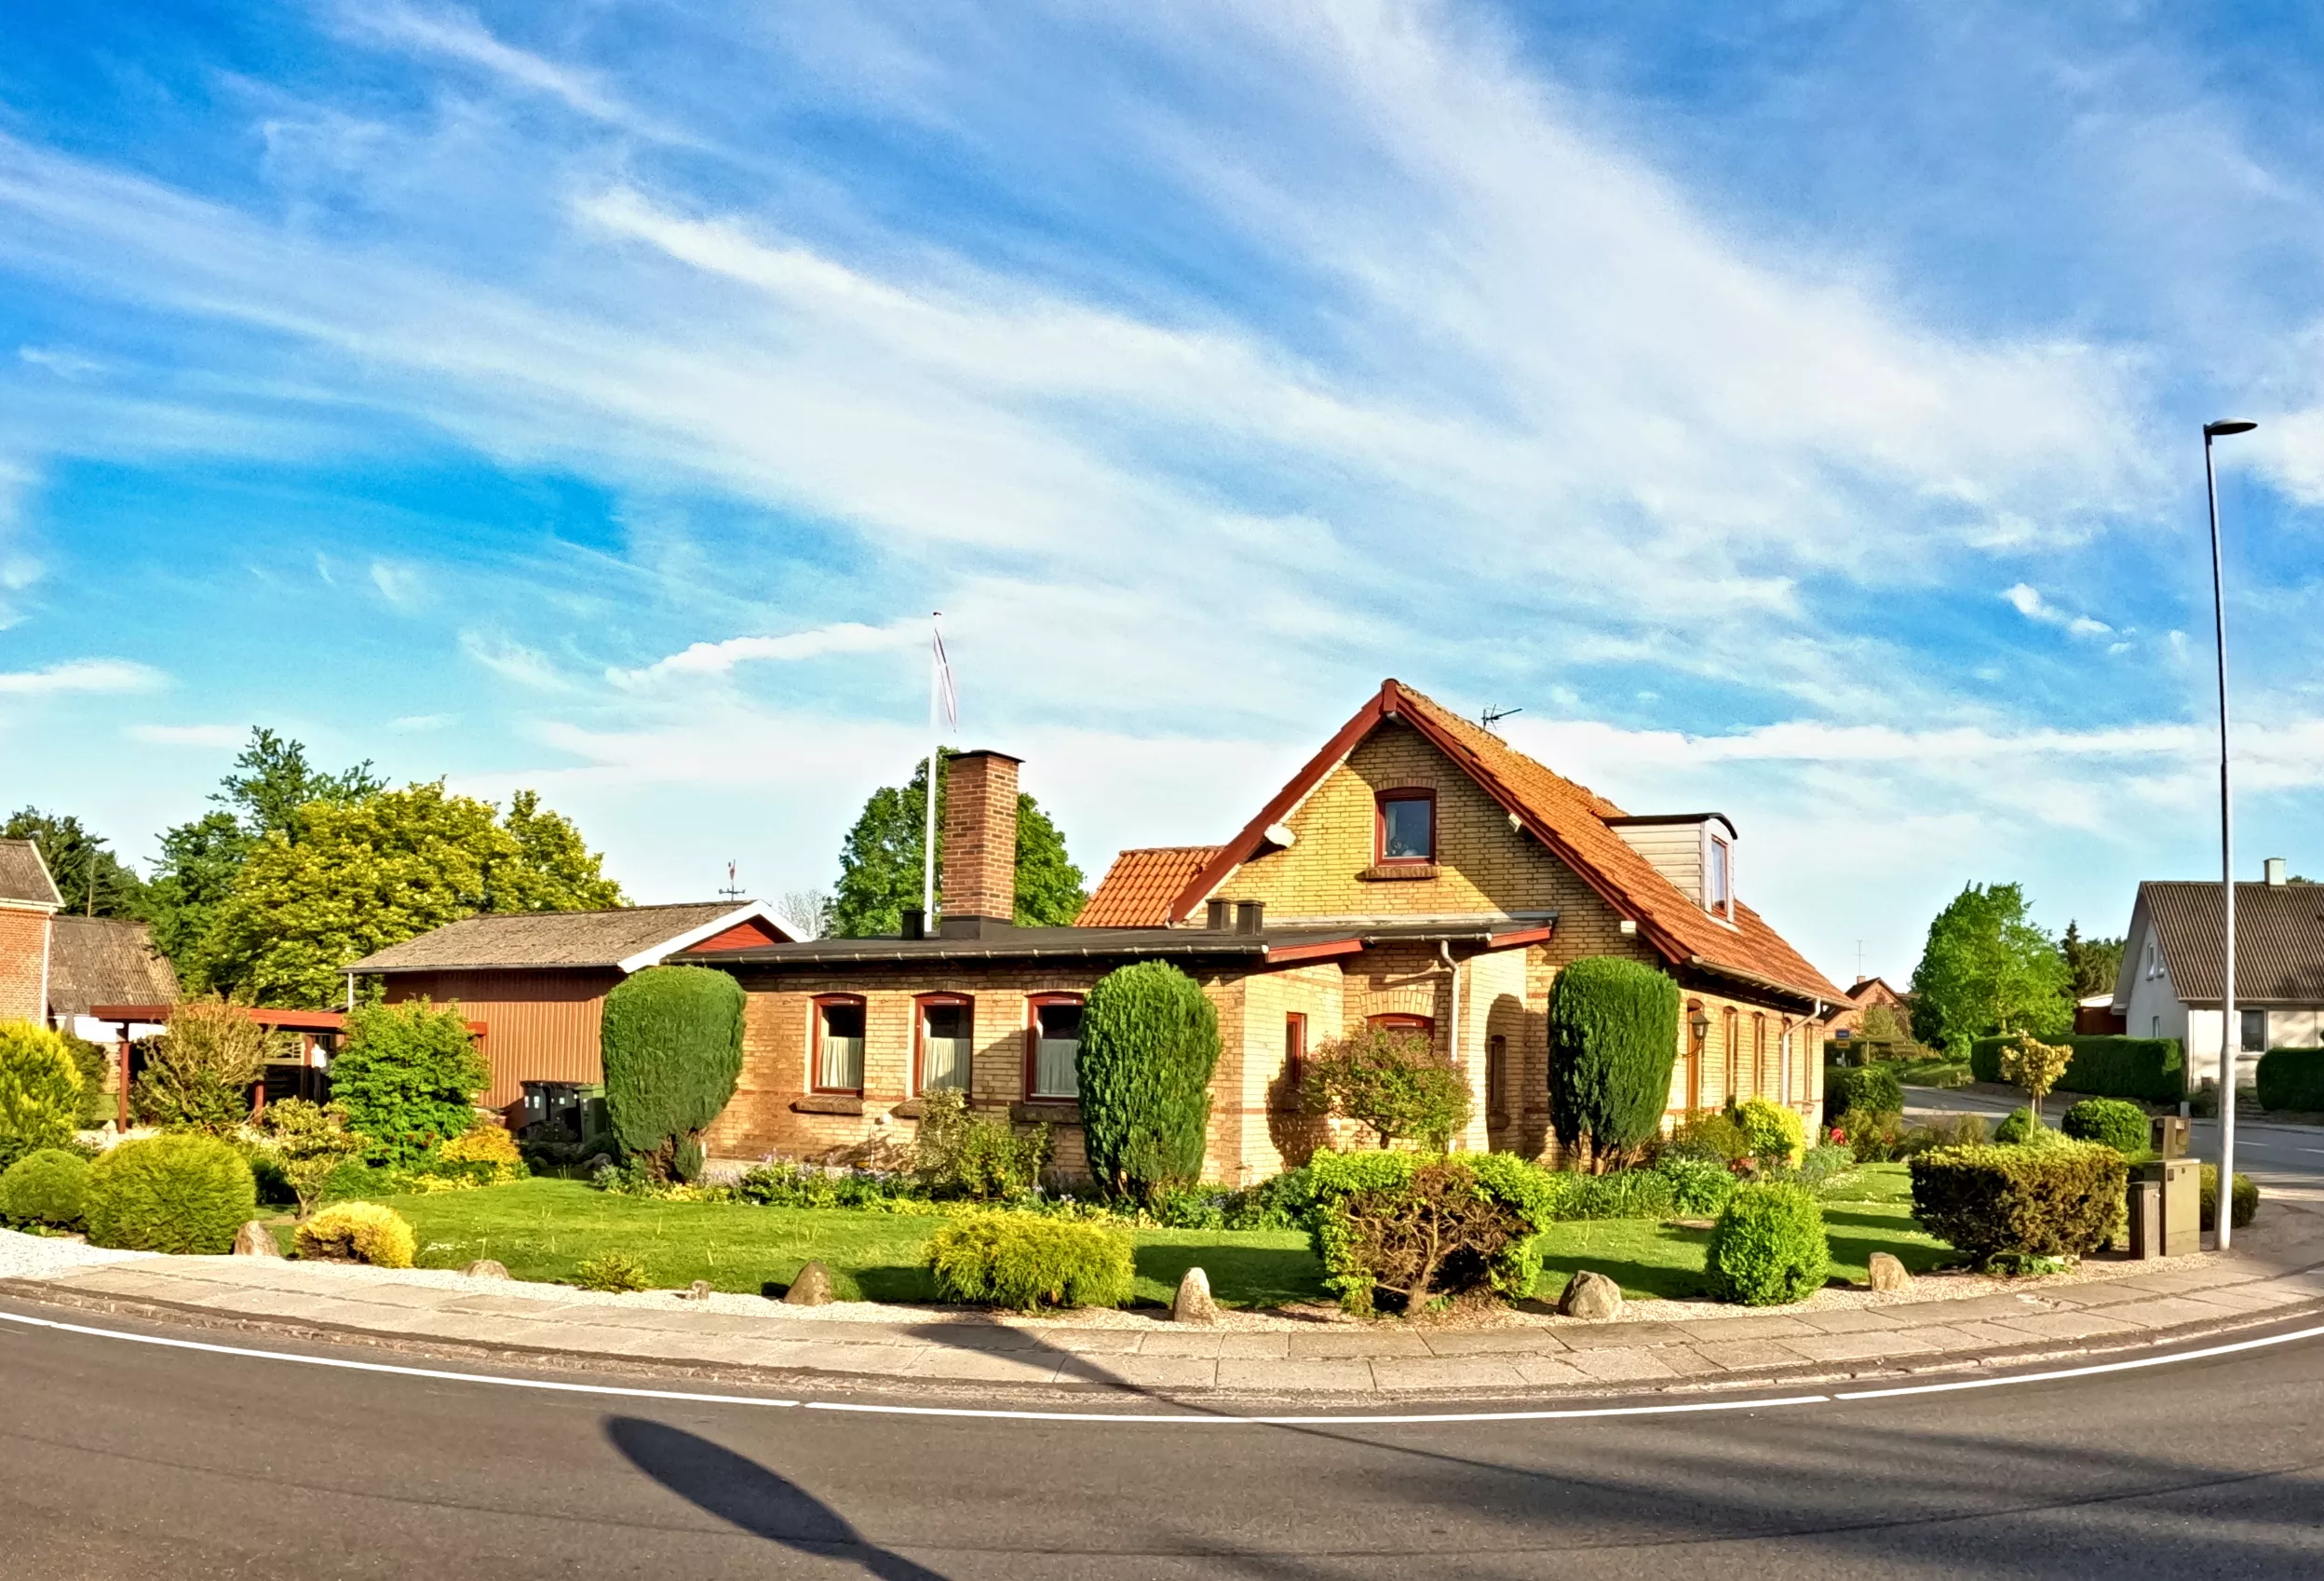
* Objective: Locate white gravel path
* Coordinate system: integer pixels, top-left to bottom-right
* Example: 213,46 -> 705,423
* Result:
0,1228 -> 156,1279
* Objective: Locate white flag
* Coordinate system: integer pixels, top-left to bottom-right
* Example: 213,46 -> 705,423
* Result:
932,626 -> 958,731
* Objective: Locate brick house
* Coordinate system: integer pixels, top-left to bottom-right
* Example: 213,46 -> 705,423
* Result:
1827,975 -> 1912,1043
685,680 -> 1846,1182
0,839 -> 61,1022
344,901 -> 792,1126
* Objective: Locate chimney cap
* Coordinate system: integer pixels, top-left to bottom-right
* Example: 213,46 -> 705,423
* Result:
2265,857 -> 2289,886
946,748 -> 1024,765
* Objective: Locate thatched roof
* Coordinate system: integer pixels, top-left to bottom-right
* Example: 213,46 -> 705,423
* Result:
345,902 -> 788,974
47,916 -> 179,1018
0,839 -> 61,909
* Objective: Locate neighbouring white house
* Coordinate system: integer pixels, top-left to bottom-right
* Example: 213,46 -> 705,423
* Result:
2115,858 -> 2324,1089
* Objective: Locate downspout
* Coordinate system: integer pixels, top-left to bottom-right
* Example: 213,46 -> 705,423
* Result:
1439,941 -> 1466,1151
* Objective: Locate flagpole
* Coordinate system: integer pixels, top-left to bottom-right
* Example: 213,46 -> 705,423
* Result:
922,613 -> 943,922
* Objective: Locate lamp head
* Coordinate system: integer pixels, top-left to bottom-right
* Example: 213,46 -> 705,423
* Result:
2205,420 -> 2258,438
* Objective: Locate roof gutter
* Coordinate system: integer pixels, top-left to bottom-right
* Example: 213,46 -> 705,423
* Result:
1684,955 -> 1836,1013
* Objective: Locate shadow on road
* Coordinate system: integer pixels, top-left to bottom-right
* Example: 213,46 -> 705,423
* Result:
606,1416 -> 951,1579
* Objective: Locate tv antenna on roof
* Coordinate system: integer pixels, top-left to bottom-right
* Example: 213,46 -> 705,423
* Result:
719,860 -> 745,903
1480,704 -> 1522,732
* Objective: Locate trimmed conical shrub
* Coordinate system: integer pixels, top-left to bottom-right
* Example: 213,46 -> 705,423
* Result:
1548,957 -> 1681,1169
1076,961 -> 1221,1204
601,966 -> 745,1182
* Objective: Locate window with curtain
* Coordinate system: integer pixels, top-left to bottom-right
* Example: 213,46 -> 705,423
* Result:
920,999 -> 972,1092
1031,998 -> 1082,1099
1377,790 -> 1435,862
816,998 -> 865,1093
2242,1007 -> 2268,1053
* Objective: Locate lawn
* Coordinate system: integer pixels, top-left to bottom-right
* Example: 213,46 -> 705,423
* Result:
290,1164 -> 1952,1311
298,1179 -> 1329,1308
1531,1164 -> 1953,1303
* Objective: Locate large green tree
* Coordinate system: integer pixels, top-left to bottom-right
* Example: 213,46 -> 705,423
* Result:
203,781 -> 624,1007
830,751 -> 1087,937
144,729 -> 383,985
1909,882 -> 2072,1056
2059,921 -> 2125,1000
1,808 -> 147,918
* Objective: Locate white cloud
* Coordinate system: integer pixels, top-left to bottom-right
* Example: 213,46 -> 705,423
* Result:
336,2 -> 679,141
18,345 -> 103,381
609,616 -> 928,687
370,560 -> 426,612
2003,582 -> 2114,638
124,723 -> 247,747
459,630 -> 570,691
0,658 -> 165,695
389,712 -> 454,733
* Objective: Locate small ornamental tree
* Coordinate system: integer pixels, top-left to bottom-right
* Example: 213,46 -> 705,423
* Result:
135,995 -> 279,1133
330,1000 -> 490,1167
254,1098 -> 363,1215
601,966 -> 745,1183
2000,1033 -> 2073,1124
1548,958 -> 1682,1172
1076,962 -> 1222,1203
1303,1024 -> 1472,1151
0,1020 -> 84,1171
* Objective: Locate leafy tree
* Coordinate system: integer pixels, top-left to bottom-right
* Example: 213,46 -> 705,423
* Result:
829,752 -> 1087,937
133,996 -> 281,1133
0,1020 -> 84,1172
1076,961 -> 1222,1204
330,1000 -> 490,1166
1,808 -> 147,918
145,729 -> 383,985
203,782 -> 623,1007
600,966 -> 745,1182
2001,1034 -> 2074,1121
252,1099 -> 362,1216
2059,921 -> 2125,1000
1302,1024 -> 1472,1150
1547,957 -> 1682,1171
1909,883 -> 2072,1056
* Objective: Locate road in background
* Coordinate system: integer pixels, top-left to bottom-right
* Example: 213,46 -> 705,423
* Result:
1902,1084 -> 2324,1193
3,1300 -> 2321,1579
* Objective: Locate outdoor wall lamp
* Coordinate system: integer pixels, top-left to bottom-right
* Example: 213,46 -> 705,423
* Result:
1688,1008 -> 1711,1041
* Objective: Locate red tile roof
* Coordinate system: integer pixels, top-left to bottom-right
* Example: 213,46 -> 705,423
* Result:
1078,846 -> 1225,927
1168,681 -> 1848,1007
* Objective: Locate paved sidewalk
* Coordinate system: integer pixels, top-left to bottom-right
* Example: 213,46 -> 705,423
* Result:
8,1201 -> 2324,1399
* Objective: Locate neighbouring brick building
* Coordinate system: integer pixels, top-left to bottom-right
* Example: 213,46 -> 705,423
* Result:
684,680 -> 1847,1182
0,839 -> 61,1022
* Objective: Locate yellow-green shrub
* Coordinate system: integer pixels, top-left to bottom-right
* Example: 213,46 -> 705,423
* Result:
85,1133 -> 255,1253
926,1213 -> 1133,1310
295,1201 -> 417,1268
1736,1098 -> 1804,1167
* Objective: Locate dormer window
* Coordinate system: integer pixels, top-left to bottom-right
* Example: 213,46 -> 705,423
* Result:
1707,832 -> 1733,919
1377,790 -> 1436,863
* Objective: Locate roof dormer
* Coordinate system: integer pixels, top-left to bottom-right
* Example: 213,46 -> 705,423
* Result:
1605,814 -> 1738,923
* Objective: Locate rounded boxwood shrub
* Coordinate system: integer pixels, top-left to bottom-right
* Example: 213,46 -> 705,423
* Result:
926,1213 -> 1134,1310
84,1133 -> 257,1253
0,1146 -> 91,1227
294,1201 -> 417,1267
2255,1048 -> 2324,1114
2200,1165 -> 2259,1232
1993,1106 -> 2040,1145
1076,960 -> 1222,1205
601,966 -> 745,1183
2061,1098 -> 2149,1155
1651,1153 -> 1736,1217
1736,1097 -> 1805,1166
1825,1063 -> 1902,1119
1705,1182 -> 1829,1305
1548,958 -> 1681,1168
1908,1142 -> 2127,1264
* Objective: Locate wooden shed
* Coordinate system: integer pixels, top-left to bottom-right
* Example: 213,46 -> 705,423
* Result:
343,901 -> 791,1124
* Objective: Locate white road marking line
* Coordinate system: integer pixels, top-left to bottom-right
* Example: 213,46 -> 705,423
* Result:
6,1304 -> 2323,1425
1834,1322 -> 2324,1400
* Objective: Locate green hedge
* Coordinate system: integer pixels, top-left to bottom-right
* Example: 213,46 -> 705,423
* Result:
601,966 -> 745,1183
1705,1182 -> 1829,1305
2255,1048 -> 2324,1114
1908,1142 -> 2127,1263
1969,1035 -> 2183,1103
84,1133 -> 256,1254
1306,1151 -> 1560,1315
1825,1064 -> 1902,1119
925,1212 -> 1134,1310
2061,1098 -> 2149,1154
2200,1165 -> 2259,1232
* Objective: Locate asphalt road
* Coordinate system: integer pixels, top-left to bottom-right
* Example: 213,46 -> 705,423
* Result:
4,1298 -> 2322,1580
1903,1085 -> 2324,1189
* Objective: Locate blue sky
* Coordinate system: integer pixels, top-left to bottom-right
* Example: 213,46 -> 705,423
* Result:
6,1 -> 2324,982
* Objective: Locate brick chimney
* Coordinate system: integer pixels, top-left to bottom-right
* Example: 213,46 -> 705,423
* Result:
940,750 -> 1021,938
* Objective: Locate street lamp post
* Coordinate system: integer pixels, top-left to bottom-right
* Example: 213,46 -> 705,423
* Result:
2204,417 -> 2256,1250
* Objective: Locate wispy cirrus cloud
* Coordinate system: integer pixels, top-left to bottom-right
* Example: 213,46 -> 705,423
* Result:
2003,583 -> 2113,639
608,617 -> 927,688
125,723 -> 247,747
0,658 -> 165,696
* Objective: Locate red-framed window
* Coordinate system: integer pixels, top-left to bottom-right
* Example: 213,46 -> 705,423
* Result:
1285,1012 -> 1307,1078
1486,1033 -> 1509,1115
812,994 -> 867,1095
1375,789 -> 1437,864
914,993 -> 973,1095
1751,1012 -> 1767,1096
1024,993 -> 1084,1100
1722,1007 -> 1738,1101
1367,1012 -> 1436,1052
